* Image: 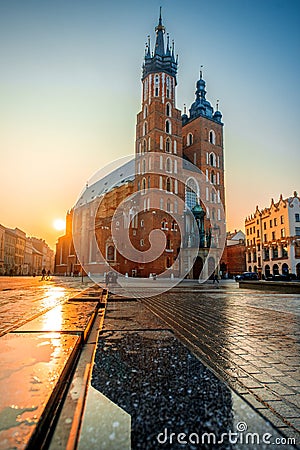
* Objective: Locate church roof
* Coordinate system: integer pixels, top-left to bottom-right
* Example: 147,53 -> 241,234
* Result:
76,159 -> 135,207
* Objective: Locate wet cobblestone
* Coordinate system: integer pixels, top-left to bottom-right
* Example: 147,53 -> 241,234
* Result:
0,276 -> 94,336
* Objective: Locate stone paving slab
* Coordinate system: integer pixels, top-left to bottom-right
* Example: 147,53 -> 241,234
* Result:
0,332 -> 81,450
102,301 -> 171,331
14,301 -> 98,341
91,300 -> 296,449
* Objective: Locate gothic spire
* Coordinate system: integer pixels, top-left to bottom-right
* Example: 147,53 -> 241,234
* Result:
142,9 -> 178,82
154,7 -> 165,56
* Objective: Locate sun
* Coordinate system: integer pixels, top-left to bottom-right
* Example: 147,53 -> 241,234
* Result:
53,218 -> 65,231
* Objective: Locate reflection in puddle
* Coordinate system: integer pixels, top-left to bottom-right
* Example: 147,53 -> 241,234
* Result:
42,286 -> 66,309
42,306 -> 63,332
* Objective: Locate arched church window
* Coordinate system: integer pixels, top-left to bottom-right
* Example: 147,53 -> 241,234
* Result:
187,133 -> 193,146
143,105 -> 148,119
166,103 -> 171,117
142,177 -> 146,191
143,122 -> 148,136
166,120 -> 171,134
209,152 -> 216,167
185,177 -> 199,209
166,177 -> 172,192
166,138 -> 171,153
209,130 -> 216,144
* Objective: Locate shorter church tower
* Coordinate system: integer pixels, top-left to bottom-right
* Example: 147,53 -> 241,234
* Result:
182,71 -> 225,222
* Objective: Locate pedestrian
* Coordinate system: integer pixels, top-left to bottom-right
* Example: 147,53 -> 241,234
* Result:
212,272 -> 219,284
41,268 -> 46,280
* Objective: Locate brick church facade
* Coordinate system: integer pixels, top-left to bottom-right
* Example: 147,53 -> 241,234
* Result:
55,12 -> 226,280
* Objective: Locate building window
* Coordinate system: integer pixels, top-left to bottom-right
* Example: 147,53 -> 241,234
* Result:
270,219 -> 272,228
165,120 -> 171,134
185,178 -> 198,209
282,246 -> 288,258
143,122 -> 148,136
160,135 -> 163,150
167,199 -> 171,212
166,138 -> 171,153
209,152 -> 216,167
296,227 -> 300,236
263,222 -> 266,230
107,245 -> 115,261
272,246 -> 278,258
264,234 -> 267,242
280,215 -> 284,224
143,105 -> 148,118
166,77 -> 170,98
140,239 -> 144,247
166,103 -> 171,117
257,230 -> 260,237
296,213 -> 300,222
272,231 -> 275,240
155,75 -> 159,97
264,248 -> 269,261
281,228 -> 285,238
171,220 -> 177,231
141,219 -> 144,227
274,218 -> 277,226
142,177 -> 146,191
187,133 -> 193,146
209,130 -> 216,144
166,177 -> 172,192
143,139 -> 147,153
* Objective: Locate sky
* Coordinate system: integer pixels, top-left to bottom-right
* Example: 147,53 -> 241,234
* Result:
0,0 -> 299,249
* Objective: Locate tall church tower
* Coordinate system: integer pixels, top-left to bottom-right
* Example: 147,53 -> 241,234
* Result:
132,10 -> 184,276
135,9 -> 183,192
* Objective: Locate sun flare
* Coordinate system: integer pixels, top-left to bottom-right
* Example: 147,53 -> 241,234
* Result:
53,219 -> 65,231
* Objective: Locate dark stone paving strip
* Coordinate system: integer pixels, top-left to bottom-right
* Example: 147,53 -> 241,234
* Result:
92,300 -> 295,450
142,292 -> 300,441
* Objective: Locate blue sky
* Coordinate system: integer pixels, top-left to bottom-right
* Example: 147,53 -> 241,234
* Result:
0,0 -> 299,247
